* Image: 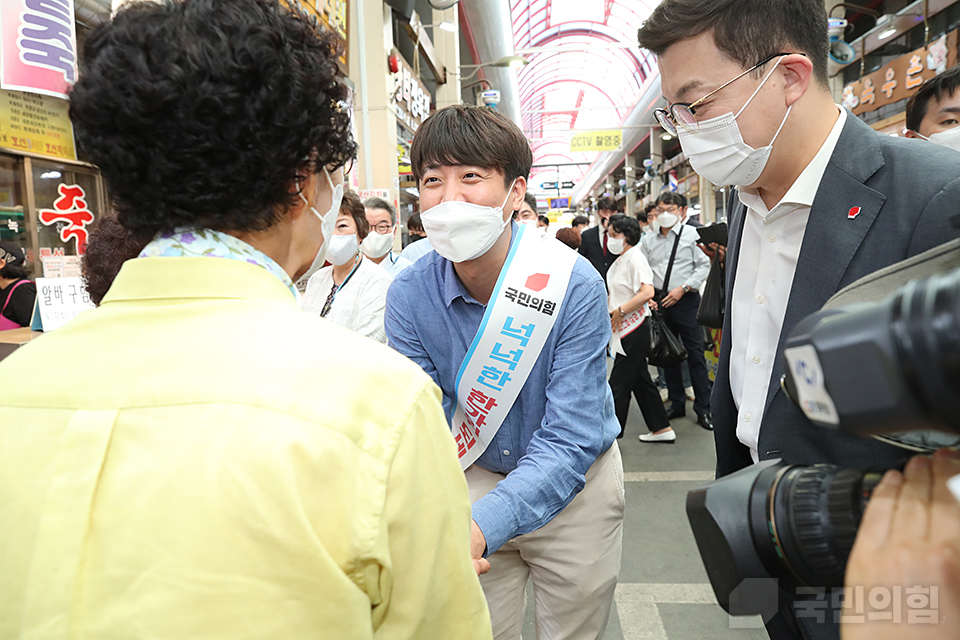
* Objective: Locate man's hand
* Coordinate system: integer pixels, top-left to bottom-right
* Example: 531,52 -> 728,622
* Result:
471,519 -> 490,576
842,449 -> 960,640
661,286 -> 684,308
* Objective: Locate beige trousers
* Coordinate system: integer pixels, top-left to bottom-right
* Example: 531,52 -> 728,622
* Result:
467,442 -> 625,640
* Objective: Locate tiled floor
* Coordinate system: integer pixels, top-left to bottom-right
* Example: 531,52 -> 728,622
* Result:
519,389 -> 770,639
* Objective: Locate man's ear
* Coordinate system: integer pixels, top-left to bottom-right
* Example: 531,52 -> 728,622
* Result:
511,176 -> 527,212
781,53 -> 814,107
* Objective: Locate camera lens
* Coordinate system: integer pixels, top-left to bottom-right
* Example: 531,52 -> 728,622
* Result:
761,465 -> 884,589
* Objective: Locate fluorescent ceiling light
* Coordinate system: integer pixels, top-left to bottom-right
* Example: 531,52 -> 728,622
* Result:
878,27 -> 898,40
40,171 -> 62,179
438,20 -> 456,32
661,133 -> 673,141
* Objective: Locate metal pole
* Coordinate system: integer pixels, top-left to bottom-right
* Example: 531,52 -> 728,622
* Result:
354,0 -> 374,188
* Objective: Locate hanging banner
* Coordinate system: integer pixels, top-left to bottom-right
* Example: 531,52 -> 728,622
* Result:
0,89 -> 76,160
841,30 -> 958,117
1,0 -> 79,100
570,130 -> 623,152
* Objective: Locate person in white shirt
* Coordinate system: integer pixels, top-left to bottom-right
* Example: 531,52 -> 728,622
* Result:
400,212 -> 435,264
302,190 -> 391,343
640,193 -> 712,430
606,215 -> 673,442
361,196 -> 412,278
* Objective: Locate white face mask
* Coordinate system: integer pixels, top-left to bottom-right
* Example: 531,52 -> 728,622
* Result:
658,212 -> 680,229
918,127 -> 960,153
328,233 -> 358,266
606,237 -> 625,255
360,227 -> 394,259
421,179 -> 517,263
298,168 -> 343,284
677,60 -> 792,187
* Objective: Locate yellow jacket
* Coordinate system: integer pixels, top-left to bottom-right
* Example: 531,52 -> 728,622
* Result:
0,257 -> 491,640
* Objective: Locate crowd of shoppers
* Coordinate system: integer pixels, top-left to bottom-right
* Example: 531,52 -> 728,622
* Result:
1,0 -> 959,639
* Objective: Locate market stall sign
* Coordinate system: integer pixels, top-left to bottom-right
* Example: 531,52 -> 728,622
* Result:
1,0 -> 78,99
570,130 -> 622,152
841,31 -> 958,116
38,183 -> 93,254
391,51 -> 431,132
32,276 -> 94,332
0,90 -> 76,160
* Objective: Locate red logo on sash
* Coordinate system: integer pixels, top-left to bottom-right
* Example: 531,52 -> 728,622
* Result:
525,273 -> 549,292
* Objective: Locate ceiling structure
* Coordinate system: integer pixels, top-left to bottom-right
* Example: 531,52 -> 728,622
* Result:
509,0 -> 661,198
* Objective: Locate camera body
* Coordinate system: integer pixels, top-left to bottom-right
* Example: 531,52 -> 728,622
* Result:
478,89 -> 501,108
687,259 -> 960,617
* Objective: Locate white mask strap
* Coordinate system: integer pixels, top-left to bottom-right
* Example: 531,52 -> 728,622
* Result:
735,58 -> 784,119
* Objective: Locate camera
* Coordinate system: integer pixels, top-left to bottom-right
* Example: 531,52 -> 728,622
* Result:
686,247 -> 960,617
478,89 -> 501,108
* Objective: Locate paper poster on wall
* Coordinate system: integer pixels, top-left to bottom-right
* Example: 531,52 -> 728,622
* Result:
0,89 -> 77,160
31,277 -> 94,332
0,0 -> 79,100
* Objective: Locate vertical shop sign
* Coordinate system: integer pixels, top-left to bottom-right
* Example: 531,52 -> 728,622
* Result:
1,0 -> 79,100
38,183 -> 93,254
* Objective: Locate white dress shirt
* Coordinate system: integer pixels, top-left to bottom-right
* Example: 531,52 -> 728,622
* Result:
730,106 -> 846,461
375,251 -> 413,279
400,237 -> 435,263
639,221 -> 711,291
301,255 -> 392,343
606,245 -> 654,318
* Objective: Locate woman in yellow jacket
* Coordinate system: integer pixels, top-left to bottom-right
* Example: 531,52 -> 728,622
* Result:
0,1 -> 491,638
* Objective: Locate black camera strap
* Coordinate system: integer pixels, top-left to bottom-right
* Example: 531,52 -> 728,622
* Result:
658,225 -> 684,300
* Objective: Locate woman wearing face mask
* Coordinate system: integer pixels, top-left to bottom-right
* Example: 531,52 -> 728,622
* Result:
0,1 -> 490,637
302,189 -> 392,343
606,214 -> 674,442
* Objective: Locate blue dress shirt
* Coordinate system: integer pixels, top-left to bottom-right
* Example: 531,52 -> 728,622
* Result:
385,222 -> 620,554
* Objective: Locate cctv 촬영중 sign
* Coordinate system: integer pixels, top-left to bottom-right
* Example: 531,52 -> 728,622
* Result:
570,130 -> 623,152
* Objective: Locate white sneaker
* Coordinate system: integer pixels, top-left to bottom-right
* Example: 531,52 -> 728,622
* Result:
685,386 -> 696,402
639,430 -> 676,443
660,388 -> 669,403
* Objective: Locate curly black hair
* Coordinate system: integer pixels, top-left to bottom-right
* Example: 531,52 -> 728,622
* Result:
81,215 -> 149,305
70,0 -> 356,239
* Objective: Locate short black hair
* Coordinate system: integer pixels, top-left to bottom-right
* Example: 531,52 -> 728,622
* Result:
596,196 -> 619,212
538,214 -> 550,226
571,215 -> 589,227
70,0 -> 356,239
656,192 -> 687,208
524,192 -> 538,213
637,0 -> 830,88
363,196 -> 397,225
82,215 -> 149,305
0,263 -> 29,281
906,65 -> 960,133
609,214 -> 642,246
407,212 -> 424,233
411,105 -> 532,188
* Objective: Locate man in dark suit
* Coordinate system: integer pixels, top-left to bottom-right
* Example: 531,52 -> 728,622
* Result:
578,196 -> 619,283
639,1 -> 960,639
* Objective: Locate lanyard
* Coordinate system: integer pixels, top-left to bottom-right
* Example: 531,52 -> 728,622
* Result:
320,255 -> 361,318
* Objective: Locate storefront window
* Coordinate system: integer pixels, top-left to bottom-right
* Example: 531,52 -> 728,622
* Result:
0,154 -> 27,260
31,159 -> 102,276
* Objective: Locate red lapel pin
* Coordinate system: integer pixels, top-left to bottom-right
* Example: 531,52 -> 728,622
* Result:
847,206 -> 862,219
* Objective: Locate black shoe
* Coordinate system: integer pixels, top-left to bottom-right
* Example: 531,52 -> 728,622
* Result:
666,405 -> 686,420
697,413 -> 714,431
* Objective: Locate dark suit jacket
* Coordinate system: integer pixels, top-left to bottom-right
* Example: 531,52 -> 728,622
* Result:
713,112 -> 960,477
579,225 -> 617,282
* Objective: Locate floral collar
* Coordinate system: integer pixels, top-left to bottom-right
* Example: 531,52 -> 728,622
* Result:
139,227 -> 299,299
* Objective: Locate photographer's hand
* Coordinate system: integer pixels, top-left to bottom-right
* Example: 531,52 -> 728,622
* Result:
842,449 -> 960,639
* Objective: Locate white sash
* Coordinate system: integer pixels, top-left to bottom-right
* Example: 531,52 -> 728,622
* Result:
610,307 -> 646,357
452,224 -> 577,470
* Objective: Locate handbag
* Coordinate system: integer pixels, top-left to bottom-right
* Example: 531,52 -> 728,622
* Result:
696,252 -> 725,328
648,228 -> 688,368
646,305 -> 688,368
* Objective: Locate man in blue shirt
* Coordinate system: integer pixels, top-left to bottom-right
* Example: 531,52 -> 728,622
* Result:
385,105 -> 623,640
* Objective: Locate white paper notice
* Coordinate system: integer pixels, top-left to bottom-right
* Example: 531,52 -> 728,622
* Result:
35,277 -> 95,331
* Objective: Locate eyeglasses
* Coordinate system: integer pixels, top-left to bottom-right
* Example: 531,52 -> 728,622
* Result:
654,52 -> 801,136
370,222 -> 393,234
652,205 -> 679,215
